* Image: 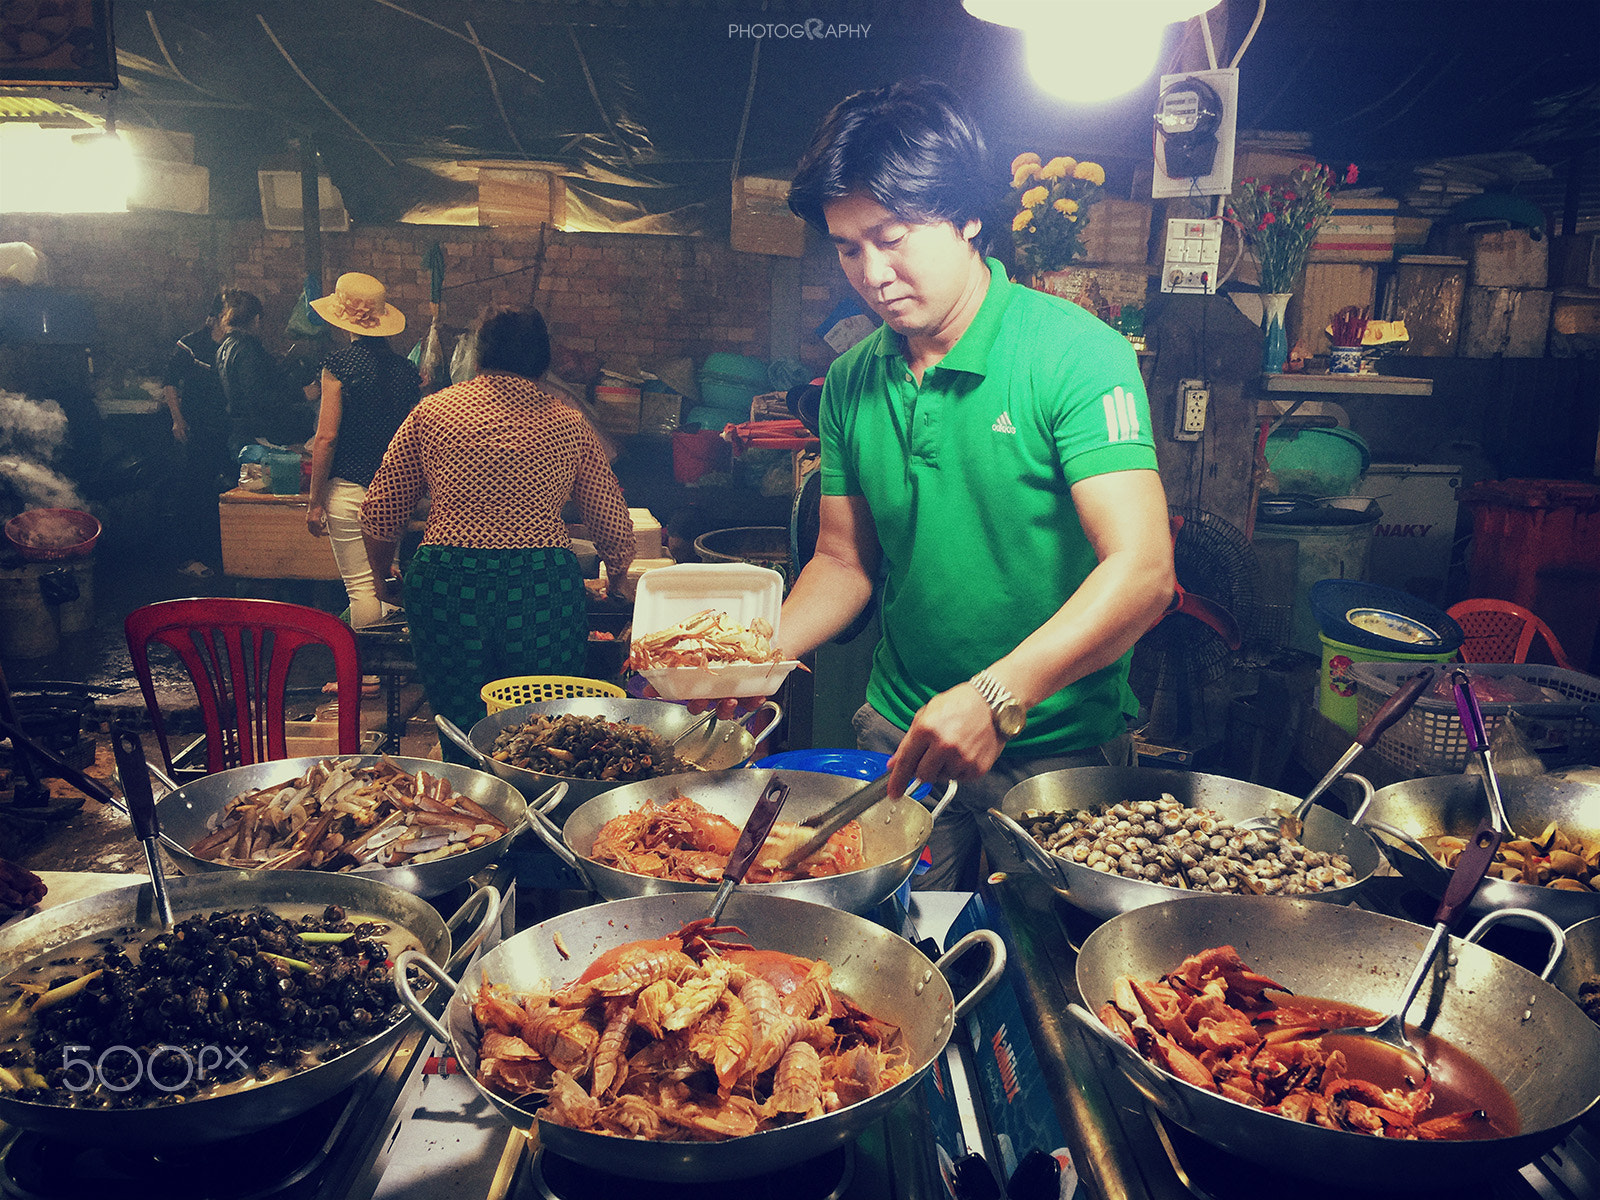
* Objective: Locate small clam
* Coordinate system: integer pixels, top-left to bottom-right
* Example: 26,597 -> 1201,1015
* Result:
1547,849 -> 1587,877
1549,877 -> 1592,892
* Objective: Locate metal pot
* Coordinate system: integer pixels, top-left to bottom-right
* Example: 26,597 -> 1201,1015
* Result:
395,891 -> 1004,1182
447,697 -> 781,823
150,754 -> 539,899
1362,774 -> 1600,928
1550,914 -> 1600,1012
1068,894 -> 1600,1189
986,766 -> 1383,920
0,871 -> 497,1147
525,768 -> 956,915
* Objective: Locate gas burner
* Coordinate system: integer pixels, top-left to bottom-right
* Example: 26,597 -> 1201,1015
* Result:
527,1144 -> 854,1200
0,1089 -> 355,1200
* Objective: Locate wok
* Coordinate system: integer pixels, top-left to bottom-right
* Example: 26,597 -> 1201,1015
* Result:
152,754 -> 540,899
0,870 -> 497,1148
986,766 -> 1383,920
1550,913 -> 1600,1013
395,891 -> 1004,1182
451,697 -> 782,822
525,768 -> 957,914
1068,894 -> 1600,1190
1362,773 -> 1600,928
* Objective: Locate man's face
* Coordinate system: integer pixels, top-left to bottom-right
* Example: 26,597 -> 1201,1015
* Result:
823,192 -> 983,340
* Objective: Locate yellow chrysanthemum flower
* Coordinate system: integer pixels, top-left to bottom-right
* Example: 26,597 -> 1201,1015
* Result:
1011,163 -> 1041,188
1039,156 -> 1076,180
1021,185 -> 1049,209
1009,152 -> 1041,175
1012,210 -> 1032,232
1054,198 -> 1079,215
1073,161 -> 1106,186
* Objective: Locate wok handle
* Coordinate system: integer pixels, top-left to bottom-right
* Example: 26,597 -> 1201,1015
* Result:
926,781 -> 958,823
985,807 -> 1072,890
524,786 -> 587,874
1464,908 -> 1566,981
442,885 -> 503,974
1064,1002 -> 1196,1126
1342,774 -> 1377,826
435,715 -> 493,771
1364,819 -> 1443,868
933,929 -> 1007,1019
737,701 -> 783,761
394,949 -> 457,1045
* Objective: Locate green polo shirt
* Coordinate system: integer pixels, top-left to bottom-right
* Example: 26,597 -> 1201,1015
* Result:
819,258 -> 1158,755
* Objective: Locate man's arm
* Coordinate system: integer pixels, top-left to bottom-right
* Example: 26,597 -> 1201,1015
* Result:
885,468 -> 1175,797
776,492 -> 880,660
161,384 -> 189,444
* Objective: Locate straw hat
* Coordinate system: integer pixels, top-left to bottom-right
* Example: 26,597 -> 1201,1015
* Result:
311,272 -> 406,337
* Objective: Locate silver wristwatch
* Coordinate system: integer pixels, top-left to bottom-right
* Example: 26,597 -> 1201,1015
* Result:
969,669 -> 1026,738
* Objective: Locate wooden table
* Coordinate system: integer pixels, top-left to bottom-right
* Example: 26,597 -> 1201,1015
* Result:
218,487 -> 341,581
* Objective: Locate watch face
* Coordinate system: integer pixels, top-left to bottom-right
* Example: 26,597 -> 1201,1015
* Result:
998,704 -> 1026,738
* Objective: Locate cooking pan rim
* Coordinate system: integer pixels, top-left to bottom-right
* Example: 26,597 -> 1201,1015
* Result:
0,870 -> 452,1142
1076,893 -> 1600,1143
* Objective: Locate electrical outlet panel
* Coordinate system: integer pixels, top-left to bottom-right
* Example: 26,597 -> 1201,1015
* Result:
1161,218 -> 1221,294
1173,378 -> 1208,441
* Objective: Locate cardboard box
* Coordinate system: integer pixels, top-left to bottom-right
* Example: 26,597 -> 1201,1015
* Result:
592,384 -> 641,434
1288,262 -> 1376,357
1469,228 -> 1549,289
1392,255 -> 1468,356
1551,234 -> 1600,289
1080,198 -> 1153,265
1460,287 -> 1552,358
731,175 -> 807,258
219,489 -> 341,581
478,165 -> 567,228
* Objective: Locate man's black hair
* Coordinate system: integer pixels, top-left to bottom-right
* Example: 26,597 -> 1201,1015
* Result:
787,79 -> 1001,252
475,306 -> 552,380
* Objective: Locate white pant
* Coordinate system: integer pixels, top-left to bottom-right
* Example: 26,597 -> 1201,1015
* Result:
326,478 -> 396,629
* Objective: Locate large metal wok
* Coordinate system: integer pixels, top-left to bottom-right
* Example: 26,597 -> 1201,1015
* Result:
1363,773 -> 1600,928
448,697 -> 781,822
986,766 -> 1383,920
395,891 -> 1003,1182
151,754 -> 538,899
1067,894 -> 1600,1190
0,870 -> 496,1147
525,768 -> 956,915
1550,913 -> 1600,1012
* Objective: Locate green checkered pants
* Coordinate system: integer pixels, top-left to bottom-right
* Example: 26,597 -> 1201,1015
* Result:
404,544 -> 587,755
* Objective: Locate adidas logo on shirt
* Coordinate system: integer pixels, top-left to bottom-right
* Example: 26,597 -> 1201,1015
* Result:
1101,385 -> 1143,442
991,411 -> 1017,435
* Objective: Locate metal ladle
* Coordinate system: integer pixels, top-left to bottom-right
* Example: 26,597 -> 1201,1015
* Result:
1321,808 -> 1503,1081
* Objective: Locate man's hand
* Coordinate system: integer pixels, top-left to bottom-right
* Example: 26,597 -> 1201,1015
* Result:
171,414 -> 190,444
885,682 -> 1005,799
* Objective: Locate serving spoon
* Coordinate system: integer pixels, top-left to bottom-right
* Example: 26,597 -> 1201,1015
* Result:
1320,809 -> 1503,1081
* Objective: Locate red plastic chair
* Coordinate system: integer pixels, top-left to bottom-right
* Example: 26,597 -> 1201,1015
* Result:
1446,598 -> 1575,670
125,598 -> 363,775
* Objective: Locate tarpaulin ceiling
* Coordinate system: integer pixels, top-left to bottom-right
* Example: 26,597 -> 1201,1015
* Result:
19,0 -> 1600,230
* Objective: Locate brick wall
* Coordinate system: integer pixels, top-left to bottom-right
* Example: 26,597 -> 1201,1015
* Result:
0,213 -> 778,384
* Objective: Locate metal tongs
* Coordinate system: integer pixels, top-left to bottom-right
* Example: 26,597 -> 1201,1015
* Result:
110,725 -> 176,930
1452,666 -> 1513,840
772,773 -> 896,875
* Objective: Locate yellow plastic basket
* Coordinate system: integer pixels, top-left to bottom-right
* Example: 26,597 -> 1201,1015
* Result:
481,674 -> 626,715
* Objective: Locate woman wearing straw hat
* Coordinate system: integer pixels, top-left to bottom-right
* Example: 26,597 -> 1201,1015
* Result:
306,273 -> 421,639
359,306 -> 634,757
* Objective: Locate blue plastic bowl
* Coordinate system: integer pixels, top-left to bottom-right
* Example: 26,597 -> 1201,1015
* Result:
753,748 -> 933,801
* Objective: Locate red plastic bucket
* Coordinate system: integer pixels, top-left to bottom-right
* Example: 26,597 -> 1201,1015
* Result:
672,429 -> 729,483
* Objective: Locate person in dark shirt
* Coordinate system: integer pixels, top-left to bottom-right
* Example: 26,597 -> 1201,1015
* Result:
160,291 -> 230,576
214,289 -> 318,451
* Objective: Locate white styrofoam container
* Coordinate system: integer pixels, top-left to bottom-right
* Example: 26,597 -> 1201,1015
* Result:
1352,463 -> 1461,604
631,563 -> 800,699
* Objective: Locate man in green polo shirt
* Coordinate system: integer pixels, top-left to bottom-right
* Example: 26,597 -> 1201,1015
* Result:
774,79 -> 1175,891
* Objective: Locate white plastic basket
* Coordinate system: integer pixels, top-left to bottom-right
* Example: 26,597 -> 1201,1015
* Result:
1350,661 -> 1600,776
